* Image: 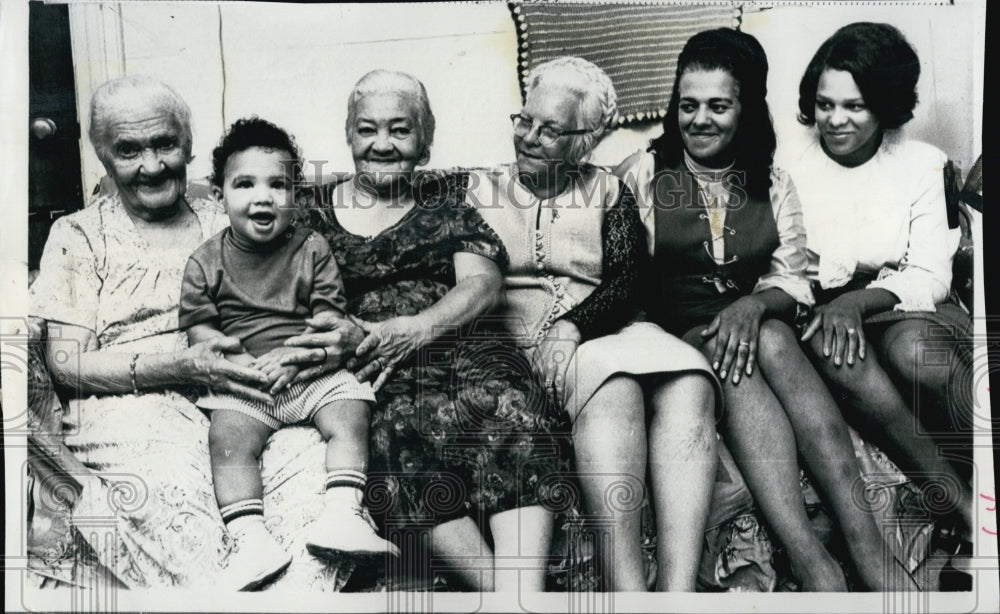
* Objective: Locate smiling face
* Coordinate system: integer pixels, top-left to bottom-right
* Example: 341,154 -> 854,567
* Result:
103,110 -> 189,219
814,68 -> 882,166
677,68 -> 742,168
348,92 -> 426,192
220,147 -> 295,245
514,81 -> 585,179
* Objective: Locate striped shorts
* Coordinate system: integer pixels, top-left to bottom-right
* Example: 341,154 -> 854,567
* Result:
196,369 -> 375,430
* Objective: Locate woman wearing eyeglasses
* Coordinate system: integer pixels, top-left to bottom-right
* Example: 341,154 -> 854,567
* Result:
616,29 -> 914,590
471,56 -> 721,592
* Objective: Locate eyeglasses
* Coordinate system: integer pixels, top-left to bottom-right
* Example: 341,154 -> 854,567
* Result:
510,114 -> 594,147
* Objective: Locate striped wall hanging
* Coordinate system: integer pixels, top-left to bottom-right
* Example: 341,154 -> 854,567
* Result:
510,2 -> 743,126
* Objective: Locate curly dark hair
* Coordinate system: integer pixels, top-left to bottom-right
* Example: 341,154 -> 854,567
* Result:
210,116 -> 304,188
649,28 -> 775,201
797,22 -> 920,131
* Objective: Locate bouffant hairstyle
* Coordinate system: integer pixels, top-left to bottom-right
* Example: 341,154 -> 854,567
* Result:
797,22 -> 920,130
649,28 -> 775,200
210,117 -> 304,188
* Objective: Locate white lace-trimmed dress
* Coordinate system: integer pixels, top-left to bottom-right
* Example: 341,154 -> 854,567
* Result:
29,193 -> 352,590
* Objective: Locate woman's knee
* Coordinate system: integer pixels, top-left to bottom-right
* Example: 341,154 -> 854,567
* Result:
573,375 -> 644,424
650,371 -> 716,426
756,319 -> 798,364
880,320 -> 952,389
572,376 -> 648,458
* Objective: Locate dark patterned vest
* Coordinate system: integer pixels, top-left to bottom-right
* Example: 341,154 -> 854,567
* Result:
647,155 -> 779,336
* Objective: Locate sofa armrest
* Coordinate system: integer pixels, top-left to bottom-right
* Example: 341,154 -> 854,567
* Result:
27,317 -> 91,490
945,160 -> 975,315
26,317 -> 91,571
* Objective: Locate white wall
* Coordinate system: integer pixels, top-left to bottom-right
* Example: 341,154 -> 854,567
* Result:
72,2 -> 526,192
743,2 -> 980,172
68,1 -> 982,194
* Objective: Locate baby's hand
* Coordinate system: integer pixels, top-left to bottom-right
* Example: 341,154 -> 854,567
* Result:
252,348 -> 302,395
227,352 -> 256,368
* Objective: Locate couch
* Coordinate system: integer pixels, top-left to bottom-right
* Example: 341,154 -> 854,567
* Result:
24,160 -> 979,592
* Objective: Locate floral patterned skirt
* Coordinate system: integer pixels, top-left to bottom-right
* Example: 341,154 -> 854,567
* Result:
366,328 -> 572,527
61,390 -> 229,587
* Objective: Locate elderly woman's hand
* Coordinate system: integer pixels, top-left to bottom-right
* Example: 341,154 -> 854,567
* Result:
701,295 -> 767,384
179,337 -> 273,403
281,311 -> 366,383
349,315 -> 432,392
530,319 -> 581,402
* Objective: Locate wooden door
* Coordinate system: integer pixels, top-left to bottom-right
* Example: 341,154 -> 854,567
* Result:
29,2 -> 83,270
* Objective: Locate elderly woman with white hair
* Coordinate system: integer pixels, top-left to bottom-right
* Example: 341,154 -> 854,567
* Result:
468,56 -> 721,592
29,75 -> 279,586
283,69 -> 571,591
31,75 -> 409,592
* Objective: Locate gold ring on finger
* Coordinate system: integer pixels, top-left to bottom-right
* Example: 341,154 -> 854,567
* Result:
738,340 -> 750,347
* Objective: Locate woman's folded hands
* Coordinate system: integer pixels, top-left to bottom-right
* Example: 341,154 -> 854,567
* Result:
348,315 -> 433,392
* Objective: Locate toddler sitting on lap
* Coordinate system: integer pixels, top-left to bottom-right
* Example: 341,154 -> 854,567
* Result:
179,117 -> 397,591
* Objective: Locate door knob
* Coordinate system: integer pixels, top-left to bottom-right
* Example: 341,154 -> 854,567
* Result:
31,117 -> 57,140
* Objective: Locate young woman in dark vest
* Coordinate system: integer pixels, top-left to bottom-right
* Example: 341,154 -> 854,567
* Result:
617,28 -> 915,591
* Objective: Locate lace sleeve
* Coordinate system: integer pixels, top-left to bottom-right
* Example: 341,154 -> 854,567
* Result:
561,181 -> 646,342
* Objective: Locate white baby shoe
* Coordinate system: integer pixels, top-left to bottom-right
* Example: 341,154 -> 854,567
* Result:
221,522 -> 292,591
305,503 -> 401,566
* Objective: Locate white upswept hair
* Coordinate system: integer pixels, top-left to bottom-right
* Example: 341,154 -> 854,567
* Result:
88,75 -> 193,167
523,56 -> 619,165
345,70 -> 436,165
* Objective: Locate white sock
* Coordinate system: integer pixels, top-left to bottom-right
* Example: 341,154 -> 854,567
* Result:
220,498 -> 266,537
226,514 -> 265,538
322,470 -> 366,507
324,486 -> 364,507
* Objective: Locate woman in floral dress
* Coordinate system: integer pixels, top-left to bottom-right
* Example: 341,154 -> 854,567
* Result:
287,69 -> 569,591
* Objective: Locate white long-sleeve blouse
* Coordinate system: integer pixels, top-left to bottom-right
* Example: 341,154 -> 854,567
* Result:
783,137 -> 954,312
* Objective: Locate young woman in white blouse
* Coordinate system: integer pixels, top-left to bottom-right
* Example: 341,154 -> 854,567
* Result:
786,22 -> 973,543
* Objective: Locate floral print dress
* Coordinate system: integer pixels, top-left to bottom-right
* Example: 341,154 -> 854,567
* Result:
28,194 -> 233,588
297,171 -> 571,526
